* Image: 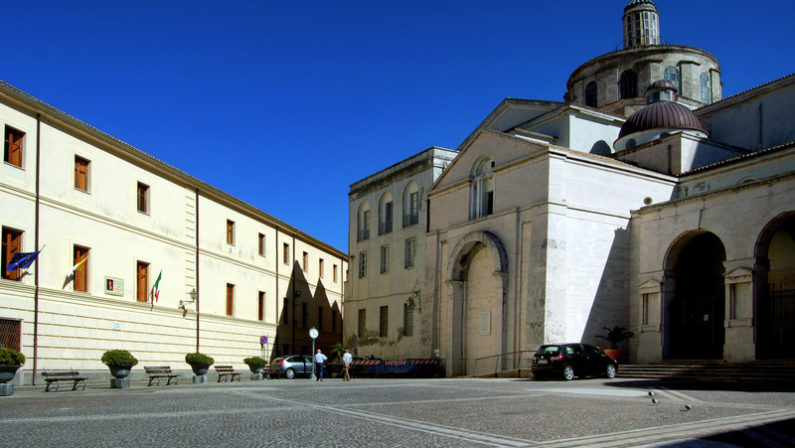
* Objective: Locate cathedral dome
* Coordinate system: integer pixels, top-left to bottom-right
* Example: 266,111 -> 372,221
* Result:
618,100 -> 706,139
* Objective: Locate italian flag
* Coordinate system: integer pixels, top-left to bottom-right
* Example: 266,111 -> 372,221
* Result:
151,270 -> 162,303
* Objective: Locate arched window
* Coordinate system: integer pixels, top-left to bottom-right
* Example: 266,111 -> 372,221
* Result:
585,81 -> 598,107
620,70 -> 637,99
357,202 -> 370,241
700,72 -> 712,103
378,192 -> 393,235
664,66 -> 680,93
469,157 -> 495,220
402,182 -> 420,227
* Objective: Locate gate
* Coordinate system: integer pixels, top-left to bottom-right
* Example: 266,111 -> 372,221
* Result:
759,289 -> 795,359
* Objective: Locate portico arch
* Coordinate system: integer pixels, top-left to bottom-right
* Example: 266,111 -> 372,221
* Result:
445,231 -> 508,376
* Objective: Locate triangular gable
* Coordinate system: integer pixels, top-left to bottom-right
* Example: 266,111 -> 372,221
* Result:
638,279 -> 662,293
432,129 -> 548,194
725,267 -> 753,283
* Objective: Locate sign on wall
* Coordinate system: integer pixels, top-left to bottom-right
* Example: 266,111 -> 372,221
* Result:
104,276 -> 124,296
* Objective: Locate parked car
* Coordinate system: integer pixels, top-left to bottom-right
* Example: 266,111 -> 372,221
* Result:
531,343 -> 618,381
268,355 -> 313,379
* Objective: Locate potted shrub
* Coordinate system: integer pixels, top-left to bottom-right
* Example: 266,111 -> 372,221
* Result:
101,349 -> 138,379
0,347 -> 25,396
185,352 -> 214,376
244,356 -> 267,380
596,326 -> 634,362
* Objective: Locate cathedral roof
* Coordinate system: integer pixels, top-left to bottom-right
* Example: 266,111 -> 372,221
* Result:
618,100 -> 707,138
625,0 -> 657,11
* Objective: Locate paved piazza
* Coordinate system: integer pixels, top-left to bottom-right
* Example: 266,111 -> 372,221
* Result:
2,377 -> 794,447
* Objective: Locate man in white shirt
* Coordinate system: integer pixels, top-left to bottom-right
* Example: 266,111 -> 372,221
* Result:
342,349 -> 353,382
314,349 -> 328,381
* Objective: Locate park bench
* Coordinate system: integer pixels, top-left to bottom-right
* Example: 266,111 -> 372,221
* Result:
214,365 -> 241,382
41,370 -> 86,392
144,366 -> 179,386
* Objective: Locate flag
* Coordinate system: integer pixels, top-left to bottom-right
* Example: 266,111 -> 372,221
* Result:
69,257 -> 87,276
7,250 -> 41,271
151,270 -> 162,302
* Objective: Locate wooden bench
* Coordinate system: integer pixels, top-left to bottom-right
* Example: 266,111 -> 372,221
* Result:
214,365 -> 241,382
41,370 -> 86,392
144,366 -> 179,386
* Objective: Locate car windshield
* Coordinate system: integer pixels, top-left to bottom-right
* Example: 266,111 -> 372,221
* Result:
537,346 -> 559,355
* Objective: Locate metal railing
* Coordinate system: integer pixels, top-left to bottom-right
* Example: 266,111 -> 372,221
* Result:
471,350 -> 536,377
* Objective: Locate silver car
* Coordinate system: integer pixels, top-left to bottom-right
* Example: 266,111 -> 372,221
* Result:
268,355 -> 313,379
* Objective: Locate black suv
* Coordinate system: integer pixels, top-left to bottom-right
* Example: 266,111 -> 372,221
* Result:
531,343 -> 618,381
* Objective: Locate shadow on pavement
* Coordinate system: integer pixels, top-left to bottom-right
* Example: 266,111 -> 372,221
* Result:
603,378 -> 795,393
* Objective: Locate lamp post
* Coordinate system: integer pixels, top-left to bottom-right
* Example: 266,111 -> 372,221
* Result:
309,327 -> 318,380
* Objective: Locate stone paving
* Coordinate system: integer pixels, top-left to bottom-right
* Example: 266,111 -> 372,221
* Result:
1,377 -> 794,447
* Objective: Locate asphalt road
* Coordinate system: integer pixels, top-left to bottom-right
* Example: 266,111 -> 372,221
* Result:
2,377 -> 794,447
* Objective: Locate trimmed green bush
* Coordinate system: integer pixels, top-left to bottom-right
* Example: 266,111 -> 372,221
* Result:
185,352 -> 214,366
243,356 -> 267,369
0,348 -> 25,366
101,349 -> 139,367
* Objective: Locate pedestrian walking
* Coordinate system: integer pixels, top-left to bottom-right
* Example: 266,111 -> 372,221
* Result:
342,349 -> 353,382
314,348 -> 328,381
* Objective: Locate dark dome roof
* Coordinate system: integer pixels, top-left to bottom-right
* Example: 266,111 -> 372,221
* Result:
625,0 -> 657,11
618,101 -> 707,138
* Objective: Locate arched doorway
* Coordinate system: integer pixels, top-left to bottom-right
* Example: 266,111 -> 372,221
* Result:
665,232 -> 726,359
755,212 -> 795,359
446,231 -> 508,376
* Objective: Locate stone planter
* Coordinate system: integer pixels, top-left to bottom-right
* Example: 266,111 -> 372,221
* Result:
0,364 -> 20,384
109,365 -> 133,379
603,349 -> 623,362
189,363 -> 210,376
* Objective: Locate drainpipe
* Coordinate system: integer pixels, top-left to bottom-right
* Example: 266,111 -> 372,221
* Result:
292,234 -> 296,353
275,228 -> 279,352
33,113 -> 41,385
195,188 -> 200,352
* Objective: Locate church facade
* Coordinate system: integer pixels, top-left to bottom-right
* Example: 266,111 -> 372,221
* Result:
346,0 -> 794,375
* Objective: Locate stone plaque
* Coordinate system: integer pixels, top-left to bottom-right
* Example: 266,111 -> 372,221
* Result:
104,276 -> 124,296
479,311 -> 491,335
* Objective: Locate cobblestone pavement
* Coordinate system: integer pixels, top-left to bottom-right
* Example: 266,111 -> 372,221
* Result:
1,377 -> 794,447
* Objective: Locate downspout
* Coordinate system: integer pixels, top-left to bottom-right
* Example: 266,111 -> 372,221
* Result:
33,113 -> 41,385
275,228 -> 279,346
195,188 -> 200,352
292,234 -> 296,352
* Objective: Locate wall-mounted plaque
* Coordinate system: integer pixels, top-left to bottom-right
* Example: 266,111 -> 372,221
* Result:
104,276 -> 124,296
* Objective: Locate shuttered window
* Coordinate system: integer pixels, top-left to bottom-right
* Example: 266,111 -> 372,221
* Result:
136,261 -> 149,302
226,283 -> 234,316
3,126 -> 24,168
73,245 -> 89,292
74,156 -> 90,191
258,291 -> 265,321
403,303 -> 414,336
258,233 -> 265,256
137,182 -> 149,213
226,220 -> 235,244
379,306 -> 388,337
1,227 -> 22,281
357,309 -> 366,337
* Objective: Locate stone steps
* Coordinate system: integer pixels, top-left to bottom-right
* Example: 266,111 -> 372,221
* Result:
618,360 -> 795,385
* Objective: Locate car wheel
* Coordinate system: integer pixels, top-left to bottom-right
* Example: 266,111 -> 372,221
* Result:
562,365 -> 575,381
285,368 -> 295,379
605,364 -> 617,379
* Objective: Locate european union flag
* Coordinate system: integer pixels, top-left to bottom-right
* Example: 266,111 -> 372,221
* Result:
7,250 -> 41,271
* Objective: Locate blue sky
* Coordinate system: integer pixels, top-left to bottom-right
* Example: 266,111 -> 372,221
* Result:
3,1 -> 792,251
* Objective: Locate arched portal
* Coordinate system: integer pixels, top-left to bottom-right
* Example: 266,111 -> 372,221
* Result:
755,212 -> 795,359
664,232 -> 726,359
446,231 -> 508,376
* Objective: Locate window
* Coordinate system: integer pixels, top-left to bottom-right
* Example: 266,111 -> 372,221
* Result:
332,309 -> 338,333
641,293 -> 650,326
317,306 -> 323,330
283,298 -> 289,324
584,81 -> 597,107
378,193 -> 393,235
226,220 -> 235,244
0,318 -> 21,352
1,227 -> 22,281
258,291 -> 265,321
73,245 -> 89,292
358,251 -> 367,278
226,283 -> 234,316
3,125 -> 24,168
301,302 -> 307,328
136,261 -> 149,302
283,243 -> 289,265
403,303 -> 414,336
729,284 -> 737,320
700,72 -> 712,103
403,183 -> 420,227
664,66 -> 680,93
469,157 -> 495,220
380,245 -> 389,274
404,238 -> 416,269
357,309 -> 366,337
333,264 -> 338,282
619,70 -> 637,99
258,233 -> 265,256
357,203 -> 370,241
74,156 -> 90,191
319,258 -> 324,278
302,251 -> 308,272
379,306 -> 388,337
137,182 -> 149,213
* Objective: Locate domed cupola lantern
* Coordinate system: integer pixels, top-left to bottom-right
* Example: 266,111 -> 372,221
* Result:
614,79 -> 708,151
623,0 -> 660,48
